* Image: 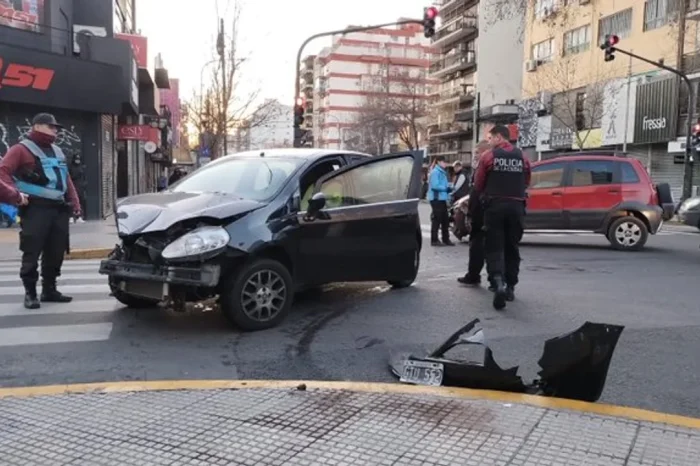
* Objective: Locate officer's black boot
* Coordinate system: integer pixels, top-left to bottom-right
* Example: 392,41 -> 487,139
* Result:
492,276 -> 507,310
23,282 -> 40,309
505,286 -> 515,302
41,280 -> 73,303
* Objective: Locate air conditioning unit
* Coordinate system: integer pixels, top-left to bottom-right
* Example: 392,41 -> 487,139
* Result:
537,91 -> 553,108
525,60 -> 538,72
73,25 -> 107,54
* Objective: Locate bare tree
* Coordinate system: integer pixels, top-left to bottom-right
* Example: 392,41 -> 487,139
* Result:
183,1 -> 274,158
345,70 -> 429,153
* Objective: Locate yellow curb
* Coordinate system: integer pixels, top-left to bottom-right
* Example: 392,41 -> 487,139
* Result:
64,248 -> 112,260
0,380 -> 698,429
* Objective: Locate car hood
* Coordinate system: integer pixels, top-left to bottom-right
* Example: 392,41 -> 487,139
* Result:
115,191 -> 264,235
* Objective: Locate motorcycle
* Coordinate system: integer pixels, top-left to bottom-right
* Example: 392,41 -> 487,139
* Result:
451,194 -> 471,241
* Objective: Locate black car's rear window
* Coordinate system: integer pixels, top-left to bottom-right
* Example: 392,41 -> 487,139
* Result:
170,157 -> 303,201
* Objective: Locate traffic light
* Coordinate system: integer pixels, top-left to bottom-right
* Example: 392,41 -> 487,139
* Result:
692,121 -> 700,149
423,6 -> 438,38
600,34 -> 619,62
294,97 -> 305,127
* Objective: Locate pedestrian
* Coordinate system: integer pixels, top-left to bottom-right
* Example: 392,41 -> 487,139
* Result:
0,113 -> 82,309
427,156 -> 453,246
68,152 -> 87,223
451,161 -> 470,203
457,140 -> 491,287
472,125 -> 531,309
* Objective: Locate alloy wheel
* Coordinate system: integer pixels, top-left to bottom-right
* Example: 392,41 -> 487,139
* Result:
240,269 -> 287,322
614,221 -> 642,247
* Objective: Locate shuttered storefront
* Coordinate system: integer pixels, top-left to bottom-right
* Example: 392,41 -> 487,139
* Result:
100,115 -> 116,218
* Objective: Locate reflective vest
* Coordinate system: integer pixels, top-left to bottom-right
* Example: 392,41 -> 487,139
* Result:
14,139 -> 69,201
483,147 -> 527,200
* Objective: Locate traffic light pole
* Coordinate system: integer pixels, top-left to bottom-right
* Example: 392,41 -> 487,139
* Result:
611,47 -> 695,200
293,19 -> 422,147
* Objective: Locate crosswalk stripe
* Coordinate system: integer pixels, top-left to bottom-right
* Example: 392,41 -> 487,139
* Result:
0,259 -> 116,347
0,323 -> 113,347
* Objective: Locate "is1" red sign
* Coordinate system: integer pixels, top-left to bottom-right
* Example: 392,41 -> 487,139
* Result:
0,58 -> 55,91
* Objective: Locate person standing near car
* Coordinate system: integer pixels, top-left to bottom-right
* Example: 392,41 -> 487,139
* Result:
428,156 -> 454,246
473,125 -> 530,309
451,161 -> 470,203
458,140 -> 491,287
0,113 -> 82,309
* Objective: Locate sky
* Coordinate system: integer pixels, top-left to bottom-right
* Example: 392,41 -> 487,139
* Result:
136,0 -> 433,112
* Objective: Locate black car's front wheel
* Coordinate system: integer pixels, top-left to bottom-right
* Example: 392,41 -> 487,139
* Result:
388,247 -> 420,289
220,258 -> 293,331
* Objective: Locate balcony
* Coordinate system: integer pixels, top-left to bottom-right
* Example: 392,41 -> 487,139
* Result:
428,122 -> 473,139
431,84 -> 476,106
682,51 -> 700,74
437,0 -> 479,17
430,51 -> 476,78
432,16 -> 478,49
301,80 -> 313,92
688,0 -> 700,20
304,102 -> 314,114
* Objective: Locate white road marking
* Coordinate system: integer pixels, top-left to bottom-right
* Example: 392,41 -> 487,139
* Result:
0,323 -> 113,347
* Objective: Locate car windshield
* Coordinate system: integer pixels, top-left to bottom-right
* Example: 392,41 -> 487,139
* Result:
169,157 -> 302,200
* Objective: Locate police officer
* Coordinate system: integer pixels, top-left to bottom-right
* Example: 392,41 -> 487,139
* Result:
472,125 -> 531,310
0,113 -> 82,309
457,141 -> 491,287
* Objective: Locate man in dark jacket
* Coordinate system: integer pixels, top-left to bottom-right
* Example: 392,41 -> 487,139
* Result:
473,125 -> 531,310
458,141 -> 490,287
0,113 -> 82,309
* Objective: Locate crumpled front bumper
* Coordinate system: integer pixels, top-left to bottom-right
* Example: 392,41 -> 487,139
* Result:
99,260 -> 221,287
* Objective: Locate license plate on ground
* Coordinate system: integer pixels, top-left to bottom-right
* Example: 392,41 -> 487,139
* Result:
400,360 -> 444,386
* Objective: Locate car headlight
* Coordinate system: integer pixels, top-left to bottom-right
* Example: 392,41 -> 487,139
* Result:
679,198 -> 700,213
161,226 -> 230,259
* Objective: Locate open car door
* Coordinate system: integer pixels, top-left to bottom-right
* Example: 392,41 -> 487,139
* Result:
297,152 -> 423,284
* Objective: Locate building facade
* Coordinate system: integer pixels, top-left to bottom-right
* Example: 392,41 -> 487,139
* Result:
0,0 -> 170,217
233,100 -> 293,151
300,55 -> 315,146
311,21 -> 435,152
518,0 -> 700,199
428,0 -> 525,166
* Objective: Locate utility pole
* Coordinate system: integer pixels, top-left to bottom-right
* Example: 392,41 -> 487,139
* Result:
622,52 -> 632,153
217,18 -> 227,158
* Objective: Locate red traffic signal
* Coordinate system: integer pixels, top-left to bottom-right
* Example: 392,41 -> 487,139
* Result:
425,6 -> 438,20
608,34 -> 619,46
423,6 -> 438,38
694,123 -> 700,133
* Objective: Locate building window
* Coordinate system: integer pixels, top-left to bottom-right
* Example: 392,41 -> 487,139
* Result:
644,0 -> 672,31
534,0 -> 556,19
564,25 -> 591,55
113,8 -> 124,34
598,8 -> 633,43
532,39 -> 554,62
575,92 -> 586,131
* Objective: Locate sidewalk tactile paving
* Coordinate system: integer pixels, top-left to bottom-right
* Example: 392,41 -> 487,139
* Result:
0,386 -> 698,465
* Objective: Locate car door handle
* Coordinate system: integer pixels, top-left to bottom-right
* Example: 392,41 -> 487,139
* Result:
551,191 -> 562,196
608,189 -> 620,193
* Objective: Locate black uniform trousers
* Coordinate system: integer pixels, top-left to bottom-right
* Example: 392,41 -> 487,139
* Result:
483,198 -> 525,287
467,213 -> 486,278
430,200 -> 450,242
19,202 -> 70,286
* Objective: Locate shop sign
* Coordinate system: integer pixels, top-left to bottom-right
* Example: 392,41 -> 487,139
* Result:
117,125 -> 151,141
115,33 -> 148,68
0,58 -> 54,90
634,77 -> 678,144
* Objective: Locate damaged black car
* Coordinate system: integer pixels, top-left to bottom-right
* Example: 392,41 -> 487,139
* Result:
99,149 -> 424,331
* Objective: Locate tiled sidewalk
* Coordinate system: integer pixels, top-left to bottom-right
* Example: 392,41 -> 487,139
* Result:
1,381 -> 698,465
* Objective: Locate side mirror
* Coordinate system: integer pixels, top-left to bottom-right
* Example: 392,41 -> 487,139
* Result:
307,192 -> 326,215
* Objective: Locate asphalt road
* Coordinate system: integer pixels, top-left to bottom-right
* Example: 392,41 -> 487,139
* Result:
0,203 -> 699,419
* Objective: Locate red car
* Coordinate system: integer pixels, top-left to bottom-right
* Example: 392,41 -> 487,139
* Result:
525,151 -> 674,251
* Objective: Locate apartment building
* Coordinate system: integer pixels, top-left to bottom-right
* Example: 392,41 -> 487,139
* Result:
312,22 -> 434,152
233,100 -> 293,150
428,0 -> 525,165
519,0 -> 700,198
300,55 -> 316,145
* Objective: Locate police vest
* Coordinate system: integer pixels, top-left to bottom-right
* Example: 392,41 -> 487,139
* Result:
483,147 -> 526,199
14,139 -> 69,201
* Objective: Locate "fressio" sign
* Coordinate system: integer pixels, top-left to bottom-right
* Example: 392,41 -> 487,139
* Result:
642,116 -> 666,131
